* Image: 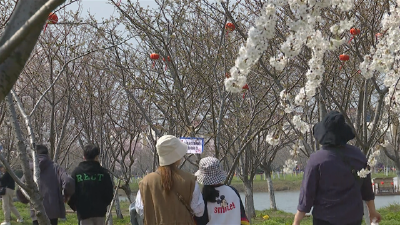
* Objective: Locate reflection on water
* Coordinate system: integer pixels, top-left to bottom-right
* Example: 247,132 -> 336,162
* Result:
239,191 -> 400,213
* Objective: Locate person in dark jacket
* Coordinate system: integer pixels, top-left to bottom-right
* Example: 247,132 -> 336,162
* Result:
0,164 -> 23,225
17,145 -> 75,225
68,144 -> 114,225
293,111 -> 382,225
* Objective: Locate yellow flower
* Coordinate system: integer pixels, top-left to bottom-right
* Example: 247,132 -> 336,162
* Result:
263,215 -> 270,220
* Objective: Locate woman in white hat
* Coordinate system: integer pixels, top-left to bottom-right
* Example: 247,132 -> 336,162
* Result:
194,157 -> 249,225
134,135 -> 204,225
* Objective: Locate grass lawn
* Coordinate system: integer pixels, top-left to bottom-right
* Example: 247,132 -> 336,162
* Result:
0,201 -> 132,225
253,204 -> 400,225
1,201 -> 399,225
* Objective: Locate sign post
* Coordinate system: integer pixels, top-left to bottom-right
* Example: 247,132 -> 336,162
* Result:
180,137 -> 204,154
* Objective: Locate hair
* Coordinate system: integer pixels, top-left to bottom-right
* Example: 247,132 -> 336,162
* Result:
158,160 -> 180,193
202,185 -> 220,203
84,144 -> 100,160
35,145 -> 48,155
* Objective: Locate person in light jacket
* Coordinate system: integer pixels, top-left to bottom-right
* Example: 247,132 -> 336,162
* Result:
135,135 -> 205,225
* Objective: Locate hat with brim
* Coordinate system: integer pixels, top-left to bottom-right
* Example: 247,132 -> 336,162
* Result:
313,111 -> 355,146
195,157 -> 226,185
157,135 -> 188,166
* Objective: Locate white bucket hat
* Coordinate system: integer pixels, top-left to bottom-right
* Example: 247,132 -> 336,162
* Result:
157,135 -> 188,166
195,157 -> 226,185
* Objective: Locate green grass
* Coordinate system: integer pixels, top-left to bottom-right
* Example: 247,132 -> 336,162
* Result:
2,201 -> 399,225
0,201 -> 132,225
253,204 -> 400,225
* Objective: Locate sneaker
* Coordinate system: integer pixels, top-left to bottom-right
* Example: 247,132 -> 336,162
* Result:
17,218 -> 23,223
1,222 -> 11,225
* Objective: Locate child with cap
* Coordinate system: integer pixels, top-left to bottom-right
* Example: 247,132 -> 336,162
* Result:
194,157 -> 249,225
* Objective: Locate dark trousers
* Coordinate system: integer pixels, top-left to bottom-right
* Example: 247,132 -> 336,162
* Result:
33,218 -> 58,225
313,217 -> 362,225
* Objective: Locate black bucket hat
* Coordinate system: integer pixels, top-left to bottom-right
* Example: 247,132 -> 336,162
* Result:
313,111 -> 355,146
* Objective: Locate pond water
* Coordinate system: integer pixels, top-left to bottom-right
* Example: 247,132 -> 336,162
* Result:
238,191 -> 400,213
121,191 -> 400,214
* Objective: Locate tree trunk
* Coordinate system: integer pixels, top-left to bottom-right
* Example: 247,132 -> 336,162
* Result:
121,181 -> 132,203
0,0 -> 66,102
265,171 -> 277,210
243,179 -> 256,219
397,170 -> 400,192
111,178 -> 123,219
107,210 -> 113,225
6,94 -> 51,225
114,195 -> 123,219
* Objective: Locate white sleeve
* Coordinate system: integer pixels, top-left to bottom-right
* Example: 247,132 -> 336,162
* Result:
135,190 -> 144,217
190,182 -> 205,217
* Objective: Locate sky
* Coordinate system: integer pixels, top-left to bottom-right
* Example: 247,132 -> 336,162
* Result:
66,0 -> 157,21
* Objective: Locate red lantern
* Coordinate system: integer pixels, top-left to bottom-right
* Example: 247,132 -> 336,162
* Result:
350,28 -> 360,35
150,53 -> 160,60
339,54 -> 350,61
242,84 -> 249,90
48,13 -> 58,24
150,53 -> 160,67
225,22 -> 235,32
163,56 -> 171,70
381,181 -> 384,185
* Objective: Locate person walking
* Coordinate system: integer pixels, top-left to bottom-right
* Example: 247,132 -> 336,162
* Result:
67,144 -> 114,225
293,111 -> 382,225
17,144 -> 75,225
193,157 -> 249,225
135,135 -> 205,225
0,164 -> 23,225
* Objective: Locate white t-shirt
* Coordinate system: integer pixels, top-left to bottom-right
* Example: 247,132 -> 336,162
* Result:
206,185 -> 241,225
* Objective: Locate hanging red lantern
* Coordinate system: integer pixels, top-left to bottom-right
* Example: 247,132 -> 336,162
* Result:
348,28 -> 360,43
339,54 -> 350,61
163,56 -> 171,70
48,13 -> 58,24
381,181 -> 384,185
350,28 -> 360,36
150,53 -> 160,60
242,84 -> 249,99
225,22 -> 235,32
150,53 -> 160,67
44,12 -> 58,33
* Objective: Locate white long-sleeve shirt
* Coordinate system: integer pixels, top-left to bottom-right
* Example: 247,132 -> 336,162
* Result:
135,182 -> 204,217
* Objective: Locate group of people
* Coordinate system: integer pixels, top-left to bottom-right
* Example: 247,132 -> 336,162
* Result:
0,110 -> 386,225
0,144 -> 114,225
134,134 -> 250,225
135,111 -> 384,225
